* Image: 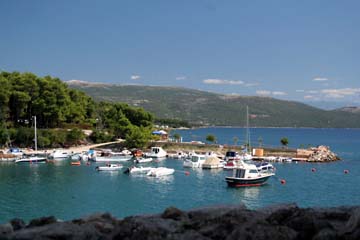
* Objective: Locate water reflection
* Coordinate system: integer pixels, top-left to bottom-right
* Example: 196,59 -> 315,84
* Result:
230,187 -> 261,208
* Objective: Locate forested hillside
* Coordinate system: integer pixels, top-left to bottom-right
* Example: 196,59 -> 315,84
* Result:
0,72 -> 154,148
68,81 -> 360,128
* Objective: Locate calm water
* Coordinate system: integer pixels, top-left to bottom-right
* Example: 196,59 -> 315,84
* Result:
1,128 -> 360,223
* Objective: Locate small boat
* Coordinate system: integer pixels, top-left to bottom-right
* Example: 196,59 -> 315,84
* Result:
134,157 -> 153,164
225,161 -> 274,187
146,167 -> 175,177
256,162 -> 275,173
202,156 -> 224,169
15,156 -> 47,163
49,150 -> 72,160
144,147 -> 167,158
183,154 -> 206,168
96,164 -> 123,171
223,160 -> 239,170
91,155 -> 132,162
7,148 -> 24,157
124,166 -> 154,174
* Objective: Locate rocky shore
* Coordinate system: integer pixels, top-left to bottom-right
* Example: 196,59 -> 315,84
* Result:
1,204 -> 359,239
307,145 -> 341,162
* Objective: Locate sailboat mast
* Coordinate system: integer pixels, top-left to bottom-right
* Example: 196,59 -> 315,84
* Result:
34,116 -> 37,151
246,106 -> 251,152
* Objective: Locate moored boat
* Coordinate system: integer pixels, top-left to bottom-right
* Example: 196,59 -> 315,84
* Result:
146,167 -> 175,177
15,156 -> 47,163
49,150 -> 72,160
225,161 -> 274,187
124,166 -> 154,174
202,156 -> 224,169
144,147 -> 167,158
96,164 -> 123,171
134,157 -> 153,164
183,154 -> 206,168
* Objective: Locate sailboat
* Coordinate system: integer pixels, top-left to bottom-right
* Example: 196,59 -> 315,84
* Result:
15,116 -> 47,163
239,106 -> 252,161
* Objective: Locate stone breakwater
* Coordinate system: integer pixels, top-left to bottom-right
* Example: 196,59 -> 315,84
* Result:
1,204 -> 359,239
307,145 -> 340,162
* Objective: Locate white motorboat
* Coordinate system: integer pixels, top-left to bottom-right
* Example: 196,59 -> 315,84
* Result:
144,147 -> 167,158
15,156 -> 47,163
7,148 -> 24,157
124,166 -> 154,174
183,154 -> 206,168
49,150 -> 72,160
226,161 -> 275,187
92,155 -> 132,162
256,162 -> 275,173
146,167 -> 175,177
96,164 -> 123,171
134,157 -> 153,164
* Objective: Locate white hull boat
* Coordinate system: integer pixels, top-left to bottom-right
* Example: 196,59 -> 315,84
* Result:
49,150 -> 72,160
15,156 -> 47,163
96,164 -> 123,171
124,166 -> 154,174
183,154 -> 206,168
92,155 -> 132,162
145,147 -> 167,158
134,157 -> 153,164
147,167 -> 175,177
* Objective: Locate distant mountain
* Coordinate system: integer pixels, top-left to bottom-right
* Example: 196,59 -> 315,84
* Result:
67,81 -> 360,128
336,106 -> 360,114
304,100 -> 360,110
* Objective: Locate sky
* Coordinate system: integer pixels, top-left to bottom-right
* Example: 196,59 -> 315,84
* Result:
0,0 -> 359,109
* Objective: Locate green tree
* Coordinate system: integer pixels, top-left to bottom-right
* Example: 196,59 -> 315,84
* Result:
206,134 -> 216,144
125,126 -> 152,148
280,137 -> 289,148
173,133 -> 181,142
66,128 -> 85,145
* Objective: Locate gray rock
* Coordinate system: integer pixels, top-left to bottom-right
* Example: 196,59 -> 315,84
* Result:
1,204 -> 360,240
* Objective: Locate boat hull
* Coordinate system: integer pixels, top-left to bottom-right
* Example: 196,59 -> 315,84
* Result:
225,175 -> 272,187
15,157 -> 47,163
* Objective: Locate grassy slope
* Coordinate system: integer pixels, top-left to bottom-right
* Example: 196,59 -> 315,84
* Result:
68,83 -> 360,128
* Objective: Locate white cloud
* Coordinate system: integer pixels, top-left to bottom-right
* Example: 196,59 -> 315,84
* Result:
272,91 -> 287,96
256,90 -> 271,96
245,82 -> 259,87
176,76 -> 187,80
321,88 -> 360,98
131,75 -> 141,80
307,90 -> 319,94
313,77 -> 329,81
203,79 -> 244,85
296,89 -> 305,93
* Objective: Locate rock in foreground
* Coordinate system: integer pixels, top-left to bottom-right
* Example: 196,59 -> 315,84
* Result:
1,204 -> 359,239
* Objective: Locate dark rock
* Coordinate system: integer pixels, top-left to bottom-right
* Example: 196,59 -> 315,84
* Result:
27,216 -> 57,228
0,223 -> 13,236
1,204 -> 360,240
9,219 -> 25,231
161,207 -> 186,221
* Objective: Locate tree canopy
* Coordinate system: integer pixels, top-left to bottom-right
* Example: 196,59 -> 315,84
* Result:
0,71 -> 154,148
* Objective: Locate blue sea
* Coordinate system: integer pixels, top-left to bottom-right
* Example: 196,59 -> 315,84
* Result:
0,128 -> 360,223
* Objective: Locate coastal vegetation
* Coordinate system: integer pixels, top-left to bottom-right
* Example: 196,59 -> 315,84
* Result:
0,71 -> 154,148
68,81 -> 360,128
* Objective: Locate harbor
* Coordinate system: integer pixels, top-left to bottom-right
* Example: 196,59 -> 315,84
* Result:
0,127 -> 358,224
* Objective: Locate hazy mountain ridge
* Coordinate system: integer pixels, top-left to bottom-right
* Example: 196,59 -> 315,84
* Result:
67,81 -> 360,128
336,106 -> 360,114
